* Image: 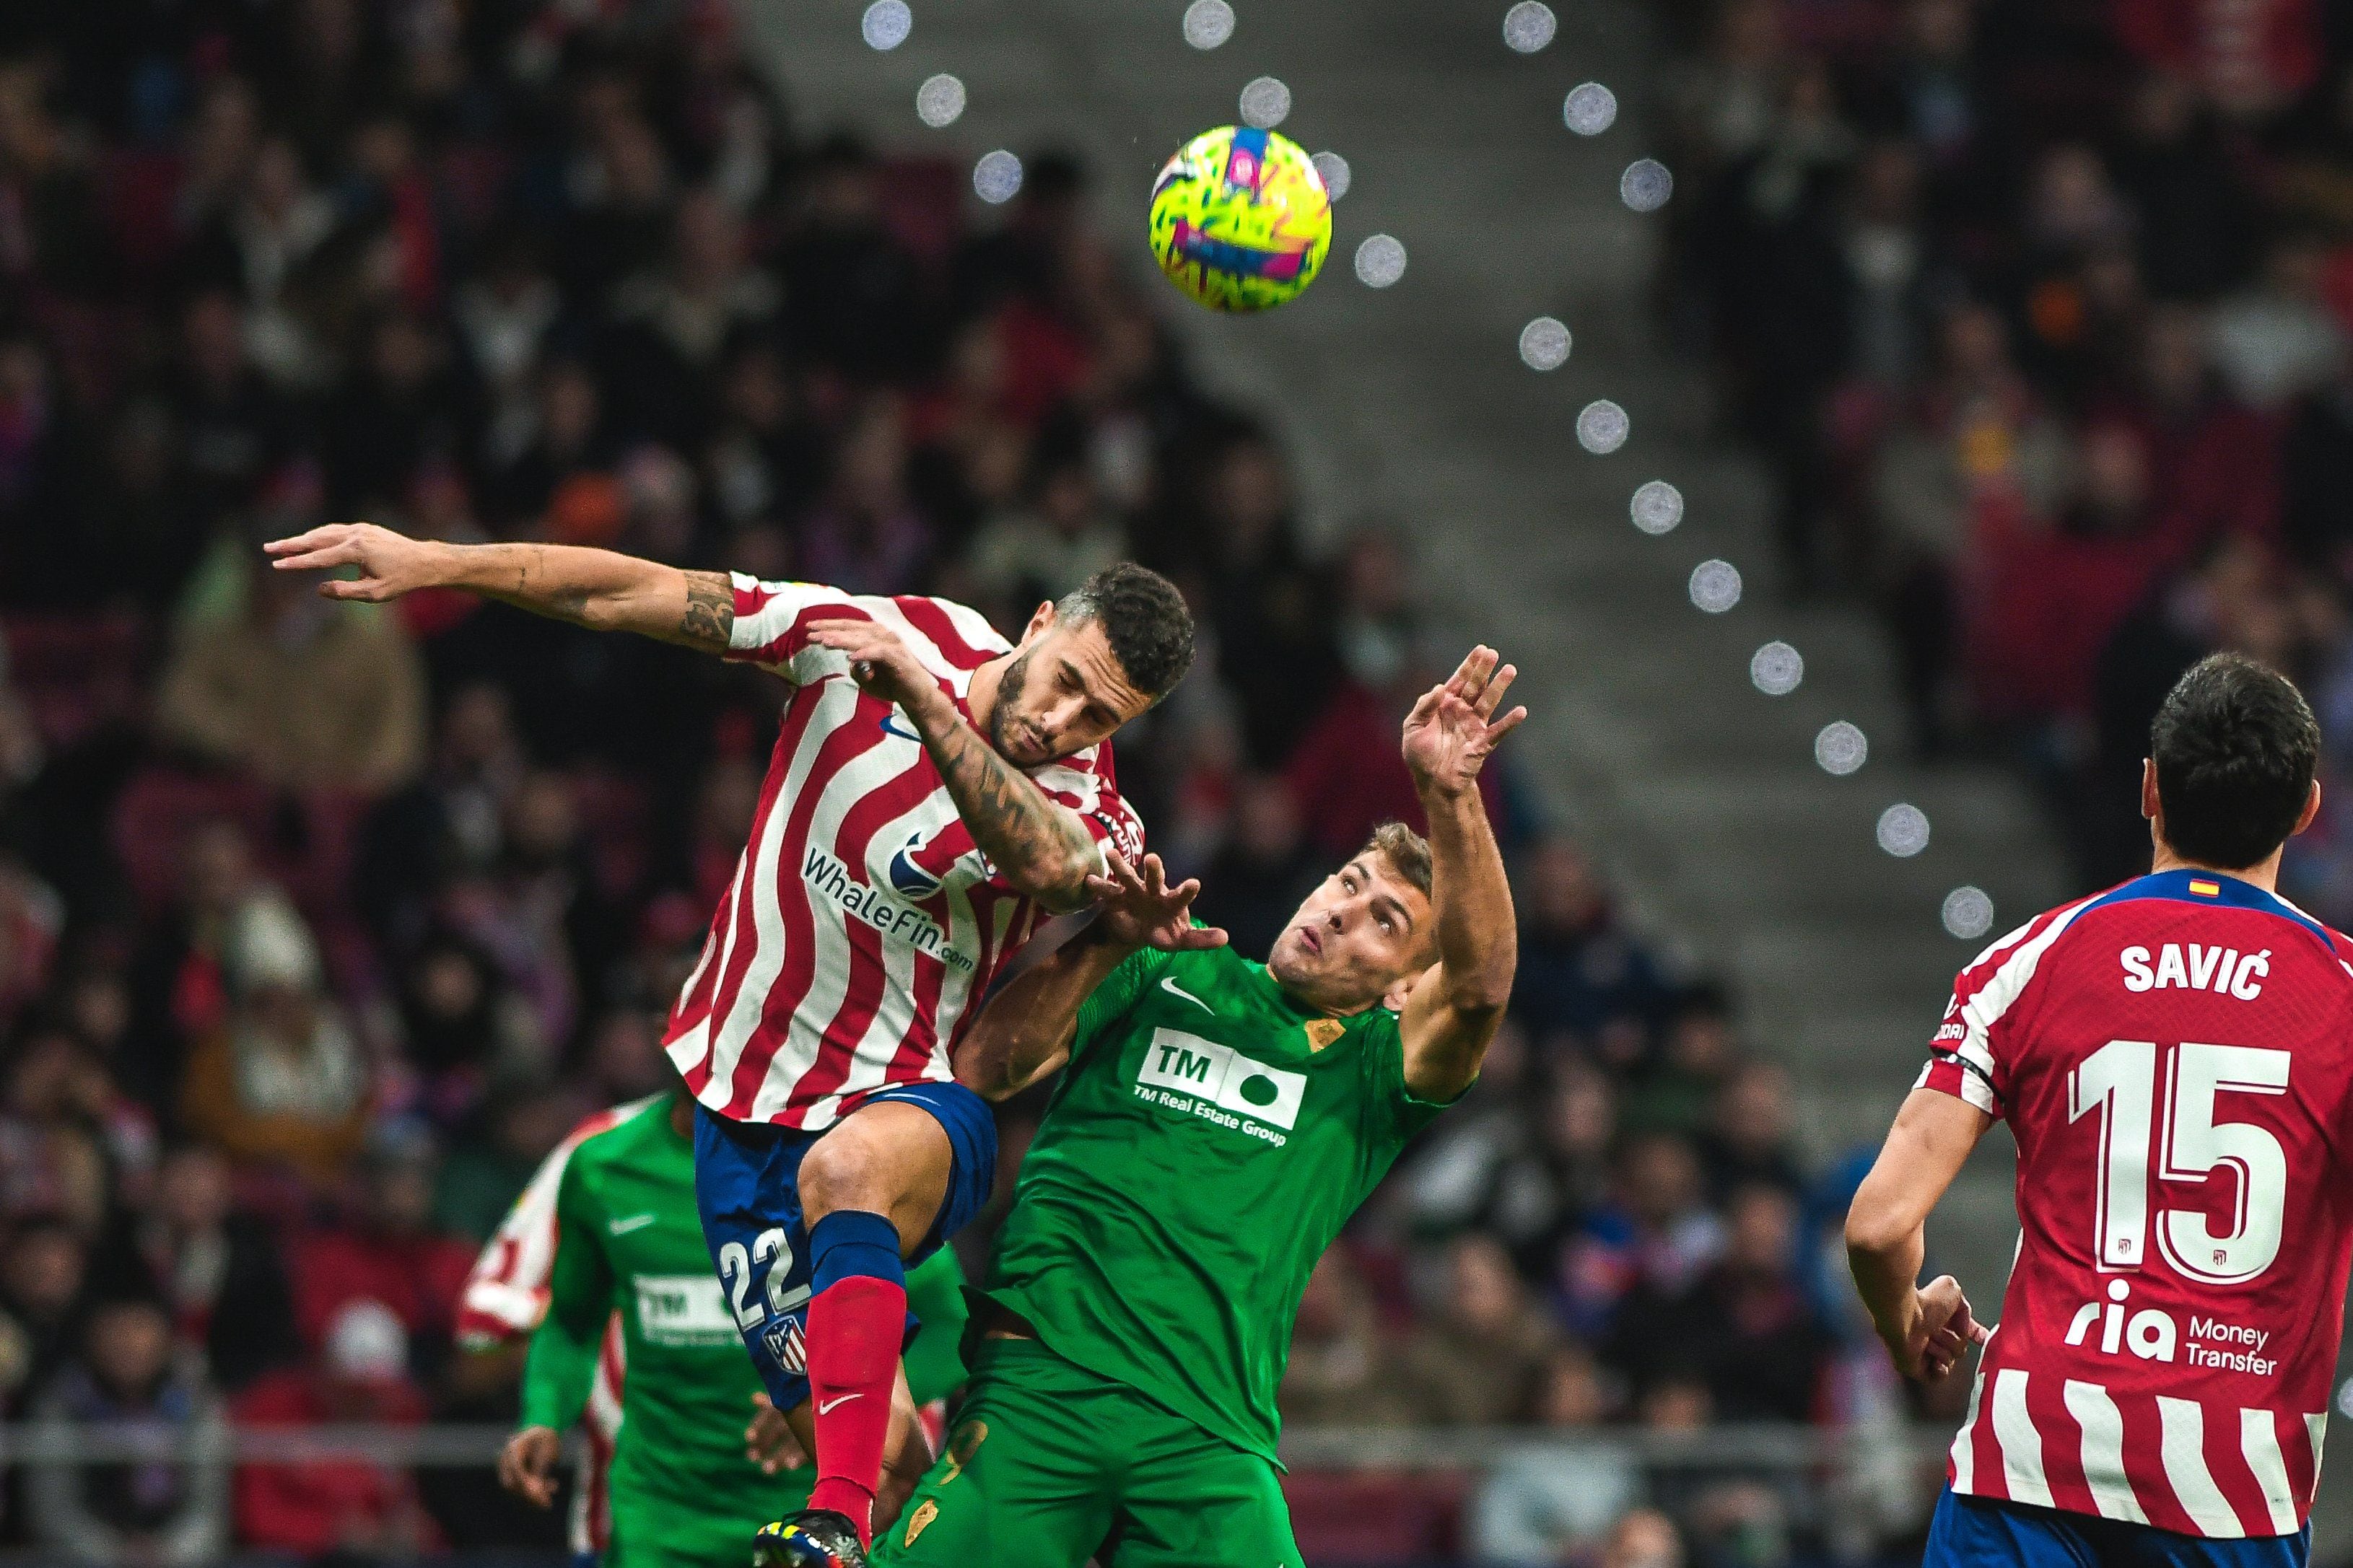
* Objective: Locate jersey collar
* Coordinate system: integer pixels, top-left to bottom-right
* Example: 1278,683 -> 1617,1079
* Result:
2082,868 -> 2337,957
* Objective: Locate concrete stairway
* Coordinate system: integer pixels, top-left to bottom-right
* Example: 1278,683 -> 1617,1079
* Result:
739,0 -> 2069,1300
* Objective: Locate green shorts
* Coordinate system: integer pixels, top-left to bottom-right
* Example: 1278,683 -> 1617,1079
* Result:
873,1337 -> 1303,1568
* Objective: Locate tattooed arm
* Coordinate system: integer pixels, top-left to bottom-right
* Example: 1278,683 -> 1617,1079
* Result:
805,617 -> 1104,911
264,522 -> 738,653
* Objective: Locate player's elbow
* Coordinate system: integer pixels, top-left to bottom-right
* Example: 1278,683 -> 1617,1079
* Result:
1843,1196 -> 1915,1262
1004,847 -> 1094,907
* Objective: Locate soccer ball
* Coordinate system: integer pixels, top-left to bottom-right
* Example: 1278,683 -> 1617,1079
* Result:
1148,126 -> 1332,312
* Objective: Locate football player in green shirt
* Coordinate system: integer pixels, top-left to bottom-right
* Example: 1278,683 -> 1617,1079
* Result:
875,645 -> 1524,1567
493,1092 -> 969,1566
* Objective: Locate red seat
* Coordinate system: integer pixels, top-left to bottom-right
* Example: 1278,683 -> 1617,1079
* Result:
108,768 -> 276,914
4,613 -> 146,750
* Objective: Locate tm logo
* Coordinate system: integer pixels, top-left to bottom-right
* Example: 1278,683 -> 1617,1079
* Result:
1136,1028 -> 1306,1131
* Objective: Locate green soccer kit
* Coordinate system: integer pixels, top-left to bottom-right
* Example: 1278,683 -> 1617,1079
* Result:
521,1096 -> 969,1567
876,945 -> 1454,1567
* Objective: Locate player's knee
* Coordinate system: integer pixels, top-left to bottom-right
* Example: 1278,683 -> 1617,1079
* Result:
798,1124 -> 895,1220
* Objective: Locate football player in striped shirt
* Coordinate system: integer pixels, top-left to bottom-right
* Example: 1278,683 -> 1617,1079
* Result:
268,522 -> 1194,1566
1848,654 -> 2349,1565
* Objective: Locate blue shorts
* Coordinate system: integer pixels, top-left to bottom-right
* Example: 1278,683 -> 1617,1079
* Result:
691,1081 -> 997,1413
1926,1489 -> 2309,1568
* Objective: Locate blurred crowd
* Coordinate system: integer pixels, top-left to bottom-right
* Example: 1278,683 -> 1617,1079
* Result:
1661,0 -> 2353,900
0,0 -> 1894,1564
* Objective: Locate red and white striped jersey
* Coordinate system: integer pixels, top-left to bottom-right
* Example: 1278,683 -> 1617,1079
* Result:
663,577 -> 1145,1129
455,1098 -> 648,1554
1917,869 -> 2353,1538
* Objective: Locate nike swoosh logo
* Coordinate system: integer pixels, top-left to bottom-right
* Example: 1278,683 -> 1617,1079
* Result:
817,1393 -> 863,1415
607,1214 -> 658,1235
1160,976 -> 1213,1012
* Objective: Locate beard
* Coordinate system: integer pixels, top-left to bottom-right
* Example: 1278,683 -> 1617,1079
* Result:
986,648 -> 1052,766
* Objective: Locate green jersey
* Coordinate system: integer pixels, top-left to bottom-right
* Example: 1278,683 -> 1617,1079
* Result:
983,945 -> 1454,1462
520,1098 -> 967,1561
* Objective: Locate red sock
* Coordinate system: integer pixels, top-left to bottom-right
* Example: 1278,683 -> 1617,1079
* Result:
805,1274 -> 904,1544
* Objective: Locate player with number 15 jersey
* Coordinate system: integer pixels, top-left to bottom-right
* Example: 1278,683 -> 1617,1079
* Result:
1848,653 -> 2352,1565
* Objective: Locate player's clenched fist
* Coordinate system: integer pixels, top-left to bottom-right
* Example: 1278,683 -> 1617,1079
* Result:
1900,1274 -> 1988,1383
497,1424 -> 563,1507
265,521 -> 450,601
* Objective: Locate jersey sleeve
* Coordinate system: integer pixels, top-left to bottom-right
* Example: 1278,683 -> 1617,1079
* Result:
1359,1007 -> 1459,1150
723,576 -> 869,682
455,1107 -> 624,1349
518,1157 -> 614,1433
1071,947 -> 1176,1063
1914,905 -> 2084,1117
1028,743 -> 1147,872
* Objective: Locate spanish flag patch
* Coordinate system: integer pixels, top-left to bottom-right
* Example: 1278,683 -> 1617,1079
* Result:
2188,879 -> 2221,897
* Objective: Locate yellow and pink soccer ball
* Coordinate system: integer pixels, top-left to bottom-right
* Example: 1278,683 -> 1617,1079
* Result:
1148,126 -> 1332,312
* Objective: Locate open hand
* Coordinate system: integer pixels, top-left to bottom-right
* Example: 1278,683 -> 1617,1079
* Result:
1402,646 -> 1527,798
264,522 -> 445,601
1904,1274 -> 1989,1382
806,619 -> 935,711
496,1425 -> 562,1507
745,1391 -> 808,1473
1085,851 -> 1228,953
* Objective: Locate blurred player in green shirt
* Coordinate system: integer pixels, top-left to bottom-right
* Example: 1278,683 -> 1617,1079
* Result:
876,647 -> 1524,1567
477,1092 -> 966,1566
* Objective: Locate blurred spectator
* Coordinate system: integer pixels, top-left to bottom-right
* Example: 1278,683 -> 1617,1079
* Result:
1279,1248 -> 1415,1428
293,1138 -> 475,1365
1397,1235 -> 1561,1425
966,436 -> 1127,625
1511,841 -> 1674,1050
1555,1132 -> 1725,1341
1623,984 -> 1740,1136
1698,1059 -> 1808,1198
1469,1347 -> 1640,1565
232,1298 -> 437,1556
154,544 -> 428,795
129,1142 -> 298,1390
178,893 -> 370,1190
1610,1184 -> 1832,1422
1601,1508 -> 1688,1568
1191,774 -> 1324,960
25,1295 -> 230,1566
0,1214 -> 87,1400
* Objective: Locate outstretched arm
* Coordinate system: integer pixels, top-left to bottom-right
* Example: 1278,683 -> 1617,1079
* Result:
804,618 -> 1109,911
1398,647 -> 1527,1102
956,853 -> 1225,1100
266,522 -> 738,653
1846,1087 -> 1994,1381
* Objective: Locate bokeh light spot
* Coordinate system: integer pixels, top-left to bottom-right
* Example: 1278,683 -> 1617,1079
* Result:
1689,559 -> 1741,613
1355,234 -> 1407,287
974,150 -> 1023,203
1519,317 -> 1571,371
861,0 -> 912,49
1630,481 -> 1682,534
1183,0 -> 1236,48
1878,803 -> 1931,858
1943,885 -> 1994,940
1564,83 -> 1618,135
1621,158 -> 1673,211
1750,641 -> 1803,696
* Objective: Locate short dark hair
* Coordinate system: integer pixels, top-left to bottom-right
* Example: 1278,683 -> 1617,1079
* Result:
2149,652 -> 2319,870
1057,563 -> 1195,698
